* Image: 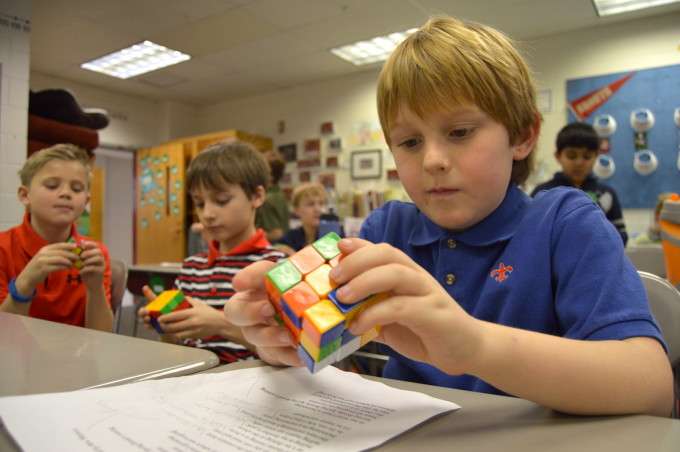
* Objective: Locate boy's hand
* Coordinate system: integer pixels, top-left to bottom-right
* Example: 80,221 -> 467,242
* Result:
157,297 -> 226,340
136,285 -> 155,328
137,285 -> 182,342
224,260 -> 301,367
18,242 -> 78,291
78,241 -> 105,289
330,238 -> 483,376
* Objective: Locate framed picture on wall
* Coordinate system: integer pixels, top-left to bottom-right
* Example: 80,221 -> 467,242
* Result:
350,149 -> 382,180
326,156 -> 339,168
328,137 -> 342,151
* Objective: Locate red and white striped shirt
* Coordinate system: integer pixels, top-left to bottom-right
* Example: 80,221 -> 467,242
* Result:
176,228 -> 286,363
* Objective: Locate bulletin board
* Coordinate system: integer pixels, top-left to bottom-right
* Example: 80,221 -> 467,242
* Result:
566,64 -> 680,208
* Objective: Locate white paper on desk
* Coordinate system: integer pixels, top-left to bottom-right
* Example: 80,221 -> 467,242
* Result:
0,365 -> 459,452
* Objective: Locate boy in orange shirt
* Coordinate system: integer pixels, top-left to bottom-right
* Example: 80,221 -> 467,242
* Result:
0,144 -> 112,331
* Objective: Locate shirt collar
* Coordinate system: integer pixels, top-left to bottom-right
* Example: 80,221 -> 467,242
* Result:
409,184 -> 529,247
19,212 -> 80,257
554,171 -> 596,187
207,228 -> 271,264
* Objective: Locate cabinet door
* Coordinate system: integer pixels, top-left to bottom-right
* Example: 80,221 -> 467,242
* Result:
135,143 -> 186,264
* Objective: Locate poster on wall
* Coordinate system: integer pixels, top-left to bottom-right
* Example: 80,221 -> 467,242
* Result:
349,121 -> 383,147
566,64 -> 680,207
304,139 -> 321,155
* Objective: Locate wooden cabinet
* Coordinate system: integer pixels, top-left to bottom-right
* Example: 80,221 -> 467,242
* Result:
135,130 -> 272,265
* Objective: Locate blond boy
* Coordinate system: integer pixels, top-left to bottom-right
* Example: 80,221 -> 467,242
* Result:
0,144 -> 112,331
225,16 -> 672,416
276,182 -> 342,254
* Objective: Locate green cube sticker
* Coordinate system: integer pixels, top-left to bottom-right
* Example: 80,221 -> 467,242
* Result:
312,232 -> 341,260
267,260 -> 302,293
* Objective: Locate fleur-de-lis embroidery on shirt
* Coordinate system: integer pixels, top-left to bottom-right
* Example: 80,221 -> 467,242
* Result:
490,262 -> 513,282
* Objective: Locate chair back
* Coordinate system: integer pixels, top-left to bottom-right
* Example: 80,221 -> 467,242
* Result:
639,271 -> 680,367
110,258 -> 128,332
626,246 -> 666,278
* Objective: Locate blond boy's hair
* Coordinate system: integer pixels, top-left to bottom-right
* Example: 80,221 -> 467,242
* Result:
19,144 -> 91,187
187,141 -> 270,198
292,183 -> 326,208
377,16 -> 539,184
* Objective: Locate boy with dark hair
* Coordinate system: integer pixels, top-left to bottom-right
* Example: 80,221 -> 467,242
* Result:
138,141 -> 286,363
0,144 -> 112,331
225,16 -> 672,416
531,122 -> 627,245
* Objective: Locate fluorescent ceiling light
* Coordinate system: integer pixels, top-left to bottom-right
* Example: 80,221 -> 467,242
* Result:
81,41 -> 190,79
331,28 -> 418,66
592,0 -> 680,16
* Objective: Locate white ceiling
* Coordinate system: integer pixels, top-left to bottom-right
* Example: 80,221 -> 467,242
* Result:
30,0 -> 680,105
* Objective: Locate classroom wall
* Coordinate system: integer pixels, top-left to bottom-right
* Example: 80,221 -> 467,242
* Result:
0,0 -> 31,230
197,70 -> 396,200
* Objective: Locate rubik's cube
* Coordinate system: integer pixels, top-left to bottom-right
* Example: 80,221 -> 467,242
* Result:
145,290 -> 191,334
68,236 -> 84,269
265,232 -> 387,373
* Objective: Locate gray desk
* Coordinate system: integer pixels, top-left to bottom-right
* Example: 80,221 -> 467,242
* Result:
203,361 -> 680,452
0,312 -> 218,397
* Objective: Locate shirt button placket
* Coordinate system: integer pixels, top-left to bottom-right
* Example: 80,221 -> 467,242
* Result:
445,273 -> 456,285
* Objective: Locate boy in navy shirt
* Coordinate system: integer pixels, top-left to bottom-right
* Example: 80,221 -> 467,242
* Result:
225,16 -> 672,416
531,122 -> 628,245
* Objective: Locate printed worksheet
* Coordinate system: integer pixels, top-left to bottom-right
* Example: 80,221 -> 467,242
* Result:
0,365 -> 459,451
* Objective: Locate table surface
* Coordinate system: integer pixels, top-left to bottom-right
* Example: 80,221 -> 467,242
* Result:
202,361 -> 680,452
0,312 -> 218,397
128,263 -> 182,274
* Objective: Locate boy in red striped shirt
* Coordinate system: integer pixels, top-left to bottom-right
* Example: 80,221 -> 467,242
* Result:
138,141 -> 285,362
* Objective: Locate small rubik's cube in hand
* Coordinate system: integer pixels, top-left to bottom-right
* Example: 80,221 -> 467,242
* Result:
68,236 -> 84,269
265,232 -> 387,373
145,290 -> 191,334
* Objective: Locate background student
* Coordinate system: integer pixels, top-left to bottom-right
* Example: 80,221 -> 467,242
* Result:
138,141 -> 286,363
225,16 -> 672,416
0,144 -> 112,331
531,122 -> 628,245
276,182 -> 344,254
256,150 -> 290,243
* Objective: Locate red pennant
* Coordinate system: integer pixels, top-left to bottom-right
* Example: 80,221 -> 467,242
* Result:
568,72 -> 635,121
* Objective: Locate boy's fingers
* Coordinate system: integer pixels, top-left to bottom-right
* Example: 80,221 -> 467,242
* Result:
159,319 -> 193,334
79,241 -> 98,250
232,260 -> 276,292
141,285 -> 156,301
347,295 -> 412,335
44,243 -> 77,251
256,346 -> 303,368
336,237 -> 373,254
79,248 -> 102,260
241,324 -> 295,348
330,243 -> 421,286
335,263 -> 427,304
159,309 -> 193,324
225,294 -> 274,327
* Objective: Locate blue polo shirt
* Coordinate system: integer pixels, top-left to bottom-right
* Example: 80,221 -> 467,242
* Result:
360,185 -> 664,395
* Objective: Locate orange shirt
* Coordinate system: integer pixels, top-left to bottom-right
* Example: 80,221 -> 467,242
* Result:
0,213 -> 112,326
